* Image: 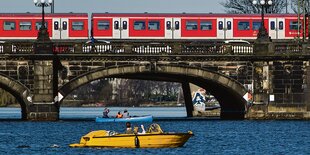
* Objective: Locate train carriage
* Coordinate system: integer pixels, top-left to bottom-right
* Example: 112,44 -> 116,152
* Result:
0,13 -> 307,41
92,13 -> 169,39
92,13 -> 308,40
0,13 -> 88,40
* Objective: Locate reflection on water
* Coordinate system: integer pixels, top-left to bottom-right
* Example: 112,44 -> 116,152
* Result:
0,107 -> 187,119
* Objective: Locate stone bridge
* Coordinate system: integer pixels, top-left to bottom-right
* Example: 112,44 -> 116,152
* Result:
0,40 -> 309,120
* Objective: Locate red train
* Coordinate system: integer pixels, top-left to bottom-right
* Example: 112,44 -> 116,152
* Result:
0,13 -> 88,40
0,13 -> 307,41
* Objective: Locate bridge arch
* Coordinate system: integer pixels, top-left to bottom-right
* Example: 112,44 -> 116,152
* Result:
59,64 -> 248,119
0,73 -> 30,119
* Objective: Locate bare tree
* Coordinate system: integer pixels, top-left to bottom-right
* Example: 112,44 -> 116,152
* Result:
221,0 -> 287,14
290,0 -> 310,14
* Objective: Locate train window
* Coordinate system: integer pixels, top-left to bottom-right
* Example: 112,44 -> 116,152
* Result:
98,21 -> 110,30
114,21 -> 119,29
279,21 -> 283,30
270,21 -> 275,30
166,21 -> 171,30
54,21 -> 59,30
238,21 -> 250,30
123,21 -> 127,30
289,21 -> 299,30
134,21 -> 146,30
3,21 -> 16,30
63,21 -> 67,30
148,21 -> 160,30
72,21 -> 84,30
227,21 -> 231,30
201,21 -> 212,30
218,21 -> 223,30
20,22 -> 31,30
36,22 -> 48,30
175,21 -> 180,30
186,21 -> 198,30
252,21 -> 261,30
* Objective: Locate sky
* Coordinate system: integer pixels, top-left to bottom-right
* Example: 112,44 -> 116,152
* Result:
0,0 -> 226,14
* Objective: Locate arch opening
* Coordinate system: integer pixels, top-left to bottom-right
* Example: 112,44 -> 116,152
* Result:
0,78 -> 28,120
59,65 -> 248,119
60,78 -> 187,119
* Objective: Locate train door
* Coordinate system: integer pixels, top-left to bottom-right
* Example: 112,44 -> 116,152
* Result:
277,18 -> 285,39
173,18 -> 181,39
269,18 -> 277,39
121,18 -> 129,39
165,18 -> 173,39
112,18 -> 121,39
52,18 -> 69,39
269,18 -> 285,39
217,18 -> 233,39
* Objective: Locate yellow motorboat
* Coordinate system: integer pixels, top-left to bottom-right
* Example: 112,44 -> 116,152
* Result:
70,124 -> 193,148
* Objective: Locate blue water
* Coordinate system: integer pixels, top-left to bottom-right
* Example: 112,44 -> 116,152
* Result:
0,108 -> 309,155
0,107 -> 187,119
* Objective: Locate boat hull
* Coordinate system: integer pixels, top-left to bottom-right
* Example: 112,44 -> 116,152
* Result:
70,130 -> 193,148
95,115 -> 153,123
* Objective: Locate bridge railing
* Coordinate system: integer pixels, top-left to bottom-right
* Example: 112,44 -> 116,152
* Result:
0,41 -> 309,56
0,42 -> 34,54
80,42 -> 254,55
274,43 -> 303,54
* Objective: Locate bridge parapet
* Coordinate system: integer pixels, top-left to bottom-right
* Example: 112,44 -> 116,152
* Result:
0,40 -> 309,56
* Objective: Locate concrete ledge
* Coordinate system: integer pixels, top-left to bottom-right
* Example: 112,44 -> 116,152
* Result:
247,111 -> 309,120
28,112 -> 59,121
26,104 -> 59,121
265,112 -> 308,120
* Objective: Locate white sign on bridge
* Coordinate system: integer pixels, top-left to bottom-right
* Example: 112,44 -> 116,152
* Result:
192,90 -> 206,112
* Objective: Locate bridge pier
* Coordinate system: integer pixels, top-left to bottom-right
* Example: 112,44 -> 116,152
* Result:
26,35 -> 60,121
182,82 -> 193,117
27,59 -> 60,121
26,104 -> 59,121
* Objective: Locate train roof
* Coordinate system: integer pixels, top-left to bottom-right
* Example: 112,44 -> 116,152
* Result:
0,13 -> 88,17
92,13 -> 301,18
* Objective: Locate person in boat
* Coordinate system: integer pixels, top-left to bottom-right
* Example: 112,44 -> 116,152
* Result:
148,123 -> 163,133
116,111 -> 123,118
102,108 -> 110,118
123,109 -> 129,118
125,122 -> 133,134
138,125 -> 146,134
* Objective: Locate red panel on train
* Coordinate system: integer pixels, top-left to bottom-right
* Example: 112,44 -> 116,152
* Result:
181,18 -> 217,37
92,18 -> 113,37
68,19 -> 88,37
233,18 -> 269,38
129,18 -> 165,37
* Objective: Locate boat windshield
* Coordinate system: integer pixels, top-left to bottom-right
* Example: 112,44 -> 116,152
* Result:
108,130 -> 118,136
